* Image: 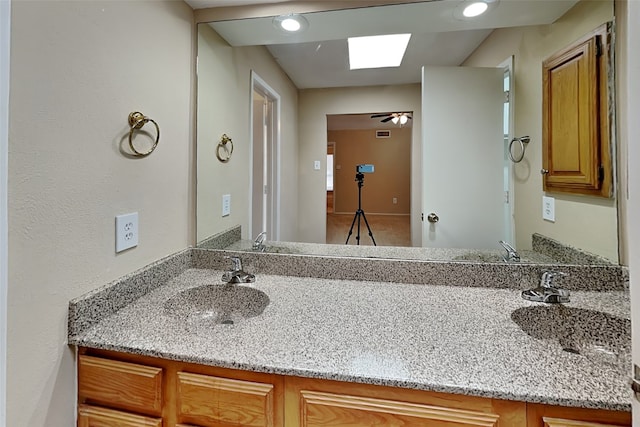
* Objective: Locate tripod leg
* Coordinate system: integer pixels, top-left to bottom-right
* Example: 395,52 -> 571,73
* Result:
345,211 -> 359,244
356,210 -> 362,245
359,210 -> 377,246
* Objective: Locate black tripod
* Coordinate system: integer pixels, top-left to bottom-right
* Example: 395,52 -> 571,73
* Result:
345,172 -> 377,246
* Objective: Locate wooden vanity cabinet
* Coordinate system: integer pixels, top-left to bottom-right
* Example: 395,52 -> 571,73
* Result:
76,348 -> 630,427
542,23 -> 612,197
77,348 -> 284,427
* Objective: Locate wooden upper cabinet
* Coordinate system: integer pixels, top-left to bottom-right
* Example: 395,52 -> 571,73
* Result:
542,23 -> 612,197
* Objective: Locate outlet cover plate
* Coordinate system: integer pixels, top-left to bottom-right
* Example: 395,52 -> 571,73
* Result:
542,196 -> 555,222
222,194 -> 231,217
116,212 -> 139,252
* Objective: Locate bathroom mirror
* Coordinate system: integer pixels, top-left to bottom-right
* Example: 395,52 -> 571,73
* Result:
194,0 -> 620,265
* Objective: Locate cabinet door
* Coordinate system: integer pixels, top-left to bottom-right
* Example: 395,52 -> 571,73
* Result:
286,377 -> 525,427
526,403 -> 630,427
543,418 -> 627,427
78,355 -> 164,416
542,24 -> 612,197
78,404 -> 162,427
177,371 -> 276,427
298,389 -> 501,426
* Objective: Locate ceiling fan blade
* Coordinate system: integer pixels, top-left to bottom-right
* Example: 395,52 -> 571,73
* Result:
381,117 -> 394,123
371,113 -> 391,118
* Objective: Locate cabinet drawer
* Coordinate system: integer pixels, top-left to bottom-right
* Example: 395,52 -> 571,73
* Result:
78,404 -> 162,427
299,390 -> 501,427
78,355 -> 163,416
177,371 -> 275,427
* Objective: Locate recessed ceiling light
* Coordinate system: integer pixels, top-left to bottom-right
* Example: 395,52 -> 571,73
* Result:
273,14 -> 309,34
348,34 -> 411,70
454,0 -> 497,20
463,2 -> 488,17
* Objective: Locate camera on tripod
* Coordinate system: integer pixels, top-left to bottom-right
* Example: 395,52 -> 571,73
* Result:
356,164 -> 375,174
346,164 -> 377,246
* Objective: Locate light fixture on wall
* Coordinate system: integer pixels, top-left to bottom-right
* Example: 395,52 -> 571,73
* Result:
273,13 -> 309,34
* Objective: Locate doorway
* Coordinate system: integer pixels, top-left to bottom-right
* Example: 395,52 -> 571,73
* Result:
250,72 -> 280,241
325,113 -> 412,246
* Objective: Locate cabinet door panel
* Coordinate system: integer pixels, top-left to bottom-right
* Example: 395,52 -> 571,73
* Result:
77,404 -> 162,427
78,355 -> 163,416
177,371 -> 275,427
543,417 -> 626,427
527,403 -> 630,427
543,36 -> 599,190
299,390 -> 500,427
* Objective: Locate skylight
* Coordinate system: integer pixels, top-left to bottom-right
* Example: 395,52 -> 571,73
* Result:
348,34 -> 411,70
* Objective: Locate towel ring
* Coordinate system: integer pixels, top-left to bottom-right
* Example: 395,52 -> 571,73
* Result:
508,135 -> 531,163
128,112 -> 160,157
216,134 -> 234,163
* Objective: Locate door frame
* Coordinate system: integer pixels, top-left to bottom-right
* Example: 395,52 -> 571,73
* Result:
249,71 -> 281,240
0,0 -> 10,425
499,56 -> 516,246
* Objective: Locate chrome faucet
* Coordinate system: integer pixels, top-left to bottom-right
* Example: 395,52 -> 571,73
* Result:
499,240 -> 520,262
521,271 -> 570,303
222,256 -> 255,284
253,231 -> 267,252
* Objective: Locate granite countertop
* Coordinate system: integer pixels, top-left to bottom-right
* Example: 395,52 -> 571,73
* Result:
69,267 -> 631,411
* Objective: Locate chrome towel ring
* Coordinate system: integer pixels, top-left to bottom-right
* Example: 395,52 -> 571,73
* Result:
216,134 -> 234,163
128,112 -> 160,157
508,135 -> 531,163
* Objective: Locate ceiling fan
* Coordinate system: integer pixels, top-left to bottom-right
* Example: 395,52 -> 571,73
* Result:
370,112 -> 412,125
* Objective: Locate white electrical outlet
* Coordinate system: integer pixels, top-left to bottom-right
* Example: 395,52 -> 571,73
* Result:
393,197 -> 398,204
115,212 -> 139,253
222,194 -> 231,217
314,160 -> 321,170
542,196 -> 555,222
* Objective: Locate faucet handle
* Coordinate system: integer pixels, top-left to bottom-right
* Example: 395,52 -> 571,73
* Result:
225,256 -> 242,271
540,271 -> 567,287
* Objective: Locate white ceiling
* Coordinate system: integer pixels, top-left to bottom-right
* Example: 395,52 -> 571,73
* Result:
191,0 -> 579,89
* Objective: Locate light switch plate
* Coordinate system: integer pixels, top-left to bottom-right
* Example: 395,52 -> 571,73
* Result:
542,196 -> 555,222
314,160 -> 321,170
115,212 -> 138,253
222,194 -> 231,217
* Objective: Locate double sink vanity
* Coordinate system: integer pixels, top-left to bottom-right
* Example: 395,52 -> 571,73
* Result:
68,242 -> 632,426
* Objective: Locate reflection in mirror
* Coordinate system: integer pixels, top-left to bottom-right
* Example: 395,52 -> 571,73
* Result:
195,0 -> 620,265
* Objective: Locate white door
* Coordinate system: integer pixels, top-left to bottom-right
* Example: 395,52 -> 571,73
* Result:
251,91 -> 266,238
250,72 -> 281,241
422,66 -> 505,249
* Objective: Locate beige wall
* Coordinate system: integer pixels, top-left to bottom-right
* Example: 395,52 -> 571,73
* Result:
464,0 -> 618,262
298,84 -> 422,244
196,24 -> 299,242
8,1 -> 193,426
329,128 -> 411,214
